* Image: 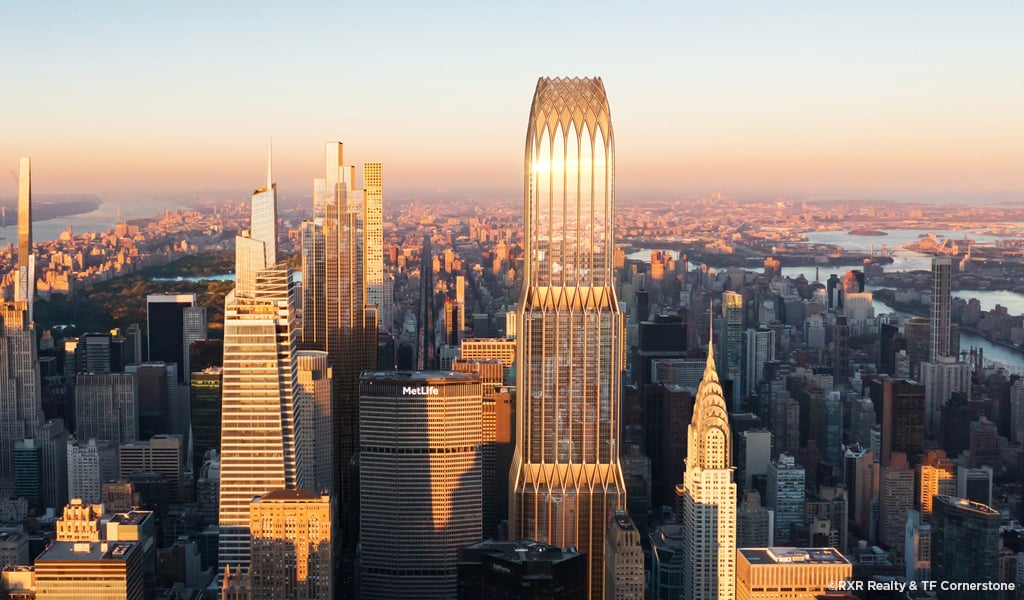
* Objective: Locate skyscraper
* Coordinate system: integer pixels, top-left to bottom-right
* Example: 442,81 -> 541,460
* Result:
250,136 -> 278,270
931,496 -> 1001,599
358,371 -> 482,599
722,291 -> 744,410
363,162 -> 384,328
15,157 -> 34,315
146,293 -> 196,382
217,264 -> 306,572
677,332 -> 737,600
301,142 -> 377,538
249,489 -> 333,600
510,77 -> 627,600
930,257 -> 952,362
417,234 -> 435,370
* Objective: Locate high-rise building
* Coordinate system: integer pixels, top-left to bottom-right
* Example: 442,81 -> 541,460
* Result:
181,306 -> 207,384
359,371 -> 482,599
38,419 -> 69,511
735,547 -> 852,600
931,496 -> 1001,599
13,440 -> 42,511
15,158 -> 34,316
68,438 -> 118,504
879,452 -> 915,550
119,434 -> 186,504
737,490 -> 774,548
675,336 -> 737,600
918,450 -> 955,520
510,77 -> 627,600
904,509 -> 932,582
250,136 -> 278,270
930,257 -> 952,362
363,162 -> 384,328
767,453 -> 805,546
295,351 -> 332,496
249,489 -> 333,600
956,465 -> 994,506
74,372 -> 138,445
33,541 -> 145,599
605,511 -> 644,600
417,234 -> 436,370
302,142 -> 377,529
722,291 -> 744,409
457,539 -> 587,600
189,367 -> 222,465
920,357 -> 971,438
744,326 -> 775,400
146,294 -> 196,382
0,300 -> 43,479
218,265 -> 306,572
460,338 -> 516,381
870,377 -> 925,467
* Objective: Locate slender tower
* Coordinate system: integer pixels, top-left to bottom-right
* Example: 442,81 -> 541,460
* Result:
510,76 -> 626,600
15,157 -> 34,316
676,319 -> 736,600
416,234 -> 435,370
930,256 -> 952,362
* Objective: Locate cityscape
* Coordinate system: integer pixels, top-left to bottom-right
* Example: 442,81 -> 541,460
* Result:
3,4 -> 1024,600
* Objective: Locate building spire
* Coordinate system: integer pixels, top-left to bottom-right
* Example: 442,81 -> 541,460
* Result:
266,134 -> 273,190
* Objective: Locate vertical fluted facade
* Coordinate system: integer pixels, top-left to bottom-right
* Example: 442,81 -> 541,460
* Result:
510,76 -> 626,600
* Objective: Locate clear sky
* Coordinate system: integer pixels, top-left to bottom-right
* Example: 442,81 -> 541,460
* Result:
2,1 -> 1021,204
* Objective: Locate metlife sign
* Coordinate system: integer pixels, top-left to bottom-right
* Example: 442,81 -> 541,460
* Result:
402,386 -> 440,396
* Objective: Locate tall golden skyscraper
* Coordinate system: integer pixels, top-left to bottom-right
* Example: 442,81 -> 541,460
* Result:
510,76 -> 626,599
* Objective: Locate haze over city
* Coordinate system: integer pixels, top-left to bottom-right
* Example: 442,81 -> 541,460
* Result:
3,1 -> 1022,203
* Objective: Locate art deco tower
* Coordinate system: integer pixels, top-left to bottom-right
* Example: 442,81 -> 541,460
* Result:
510,76 -> 626,600
676,330 -> 737,600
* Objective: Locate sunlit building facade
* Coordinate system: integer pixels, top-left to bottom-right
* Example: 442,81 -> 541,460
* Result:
217,265 -> 306,573
249,489 -> 333,600
510,76 -> 626,600
359,371 -> 481,599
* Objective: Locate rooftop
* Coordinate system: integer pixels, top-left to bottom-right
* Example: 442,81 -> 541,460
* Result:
35,541 -> 137,563
255,489 -> 330,503
739,547 -> 850,566
361,370 -> 479,383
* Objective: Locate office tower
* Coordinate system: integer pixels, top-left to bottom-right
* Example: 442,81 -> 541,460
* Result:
675,341 -> 737,600
417,234 -> 436,369
56,498 -> 104,542
744,326 -> 775,399
737,429 -> 772,492
124,323 -> 143,367
722,291 -> 743,408
119,434 -> 186,503
849,398 -> 875,449
181,306 -> 207,384
13,440 -> 41,511
918,450 -> 955,519
735,548 -> 852,600
38,419 -> 68,511
1011,380 -> 1024,444
648,524 -> 686,600
767,452 -> 805,546
295,351 -> 332,496
904,510 -> 932,581
249,489 -> 333,600
218,264 -> 306,572
251,136 -> 278,269
772,395 -> 801,457
68,438 -> 118,504
920,357 -> 971,438
931,496 -> 1001,600
302,142 -> 377,525
102,481 -> 141,513
957,465 -> 994,506
363,162 -> 384,328
820,391 -> 843,470
605,511 -> 644,600
510,77 -> 626,600
359,371 -> 482,599
33,541 -> 145,599
903,317 -> 931,379
871,377 -> 925,467
0,531 -> 29,568
455,275 -> 466,338
737,490 -> 774,547
125,361 -> 181,439
457,540 -> 587,600
460,338 -> 516,381
844,445 -> 877,534
833,315 -> 850,383
74,372 -> 138,445
146,293 -> 196,382
452,357 -> 513,538
969,416 -> 1001,470
879,452 -> 914,550
189,367 -> 222,465
930,257 -> 952,362
79,332 -> 114,373
634,312 -> 687,385
0,302 -> 43,479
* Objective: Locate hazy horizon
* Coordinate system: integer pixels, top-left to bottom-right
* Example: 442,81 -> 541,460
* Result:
3,2 -> 1022,204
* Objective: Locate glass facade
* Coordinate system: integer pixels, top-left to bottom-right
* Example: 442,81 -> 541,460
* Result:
510,77 -> 626,600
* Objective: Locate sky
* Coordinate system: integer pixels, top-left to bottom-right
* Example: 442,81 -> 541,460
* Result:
1,1 -> 1022,205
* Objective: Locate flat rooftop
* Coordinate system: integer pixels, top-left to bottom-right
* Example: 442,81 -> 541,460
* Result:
739,547 -> 850,566
35,541 -> 137,562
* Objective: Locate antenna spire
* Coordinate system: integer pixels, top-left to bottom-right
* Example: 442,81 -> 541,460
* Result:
266,134 -> 273,190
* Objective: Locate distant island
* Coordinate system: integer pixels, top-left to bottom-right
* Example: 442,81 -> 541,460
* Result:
848,229 -> 887,236
0,194 -> 102,224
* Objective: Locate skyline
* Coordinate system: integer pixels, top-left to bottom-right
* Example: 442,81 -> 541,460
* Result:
2,2 -> 1022,204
